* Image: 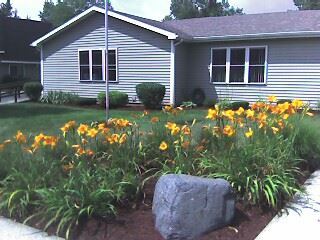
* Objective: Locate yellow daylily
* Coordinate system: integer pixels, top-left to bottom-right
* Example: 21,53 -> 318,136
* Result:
268,95 -> 277,102
245,128 -> 254,138
159,141 -> 168,151
15,131 -> 27,144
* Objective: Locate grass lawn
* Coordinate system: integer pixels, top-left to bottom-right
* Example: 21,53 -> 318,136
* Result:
0,103 -> 207,140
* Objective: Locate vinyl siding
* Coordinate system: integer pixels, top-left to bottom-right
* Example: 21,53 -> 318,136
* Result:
42,13 -> 172,103
184,38 -> 320,108
174,43 -> 190,104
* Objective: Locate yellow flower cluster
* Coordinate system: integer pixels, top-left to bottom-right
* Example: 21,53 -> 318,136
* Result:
206,97 -> 313,139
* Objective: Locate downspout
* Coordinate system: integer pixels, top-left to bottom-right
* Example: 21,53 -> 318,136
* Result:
170,40 -> 176,106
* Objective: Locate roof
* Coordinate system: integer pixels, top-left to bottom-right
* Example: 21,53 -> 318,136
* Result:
31,7 -> 320,47
163,10 -> 320,41
0,17 -> 52,62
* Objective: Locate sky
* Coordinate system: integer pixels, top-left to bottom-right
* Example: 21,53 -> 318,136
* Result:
2,0 -> 298,21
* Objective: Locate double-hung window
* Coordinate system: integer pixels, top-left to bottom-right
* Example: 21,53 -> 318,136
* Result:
79,49 -> 117,82
211,46 -> 267,84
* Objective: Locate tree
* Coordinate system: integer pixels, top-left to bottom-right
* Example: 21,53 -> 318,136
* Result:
39,0 -> 112,27
0,0 -> 15,18
164,0 -> 243,20
294,0 -> 320,10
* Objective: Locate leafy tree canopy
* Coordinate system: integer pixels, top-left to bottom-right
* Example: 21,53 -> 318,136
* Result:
0,0 -> 18,18
294,0 -> 320,10
39,0 -> 112,27
164,0 -> 243,20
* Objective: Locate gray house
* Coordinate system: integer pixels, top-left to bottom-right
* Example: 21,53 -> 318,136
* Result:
0,17 -> 51,82
32,7 -> 320,107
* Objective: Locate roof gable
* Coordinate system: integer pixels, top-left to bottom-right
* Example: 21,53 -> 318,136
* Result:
31,6 -> 177,47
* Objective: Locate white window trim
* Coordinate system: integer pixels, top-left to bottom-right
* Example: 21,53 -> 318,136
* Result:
78,48 -> 118,83
210,45 -> 268,85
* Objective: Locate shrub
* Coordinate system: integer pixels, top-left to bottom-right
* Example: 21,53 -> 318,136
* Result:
294,117 -> 320,170
23,82 -> 43,102
216,99 -> 232,110
180,101 -> 197,109
230,101 -> 250,110
41,91 -> 79,105
204,98 -> 218,107
74,97 -> 97,106
97,91 -> 128,108
277,99 -> 292,105
191,88 -> 206,106
136,83 -> 165,109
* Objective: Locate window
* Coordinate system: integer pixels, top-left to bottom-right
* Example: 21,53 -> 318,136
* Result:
249,48 -> 266,83
211,49 -> 226,83
230,48 -> 245,83
210,46 -> 267,84
9,64 -> 24,78
79,49 -> 117,82
79,51 -> 90,80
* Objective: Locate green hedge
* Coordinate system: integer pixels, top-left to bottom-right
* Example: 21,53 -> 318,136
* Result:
136,83 -> 165,109
23,82 -> 43,102
97,91 -> 128,108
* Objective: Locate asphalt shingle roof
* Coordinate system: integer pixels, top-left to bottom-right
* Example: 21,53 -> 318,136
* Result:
0,17 -> 52,62
162,10 -> 320,40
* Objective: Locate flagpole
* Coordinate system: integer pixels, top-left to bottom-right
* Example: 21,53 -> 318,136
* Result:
105,0 -> 109,121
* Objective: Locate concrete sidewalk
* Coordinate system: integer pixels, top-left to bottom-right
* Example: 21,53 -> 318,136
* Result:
0,217 -> 63,240
256,170 -> 320,240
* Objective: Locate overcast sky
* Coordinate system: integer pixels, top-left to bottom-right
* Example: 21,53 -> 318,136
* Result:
2,0 -> 297,21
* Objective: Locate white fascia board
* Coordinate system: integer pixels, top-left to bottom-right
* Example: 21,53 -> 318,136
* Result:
31,6 -> 177,47
0,51 -> 4,54
108,11 -> 177,40
191,31 -> 320,42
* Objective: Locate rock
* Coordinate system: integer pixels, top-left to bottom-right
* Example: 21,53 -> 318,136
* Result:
152,174 -> 235,240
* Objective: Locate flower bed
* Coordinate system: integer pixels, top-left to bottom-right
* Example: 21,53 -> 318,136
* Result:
0,96 -> 317,239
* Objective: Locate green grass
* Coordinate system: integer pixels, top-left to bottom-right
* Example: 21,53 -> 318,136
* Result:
0,103 -> 207,140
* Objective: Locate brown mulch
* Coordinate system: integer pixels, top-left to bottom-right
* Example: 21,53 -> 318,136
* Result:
74,179 -> 275,240
75,203 -> 274,240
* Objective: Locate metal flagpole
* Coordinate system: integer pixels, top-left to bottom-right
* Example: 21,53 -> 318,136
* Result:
105,0 -> 110,121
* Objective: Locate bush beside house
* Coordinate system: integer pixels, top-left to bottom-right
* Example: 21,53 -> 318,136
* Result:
23,82 -> 43,102
97,91 -> 129,108
136,83 -> 165,109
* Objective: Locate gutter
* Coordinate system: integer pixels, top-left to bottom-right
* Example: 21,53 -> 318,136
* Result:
174,39 -> 184,47
185,31 -> 320,42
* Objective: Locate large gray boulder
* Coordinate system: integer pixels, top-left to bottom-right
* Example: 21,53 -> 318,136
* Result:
152,174 -> 235,240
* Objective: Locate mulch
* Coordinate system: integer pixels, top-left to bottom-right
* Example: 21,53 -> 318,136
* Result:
74,179 -> 275,240
75,203 -> 274,240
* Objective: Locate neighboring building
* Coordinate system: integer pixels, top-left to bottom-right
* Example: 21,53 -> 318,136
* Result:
0,17 -> 52,82
32,7 -> 320,107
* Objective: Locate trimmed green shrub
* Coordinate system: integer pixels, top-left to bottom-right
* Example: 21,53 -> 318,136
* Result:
41,91 -> 79,105
136,83 -> 165,109
23,82 -> 43,102
277,99 -> 292,105
75,97 -> 97,106
231,101 -> 250,110
204,98 -> 218,107
97,91 -> 128,108
191,88 -> 206,106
